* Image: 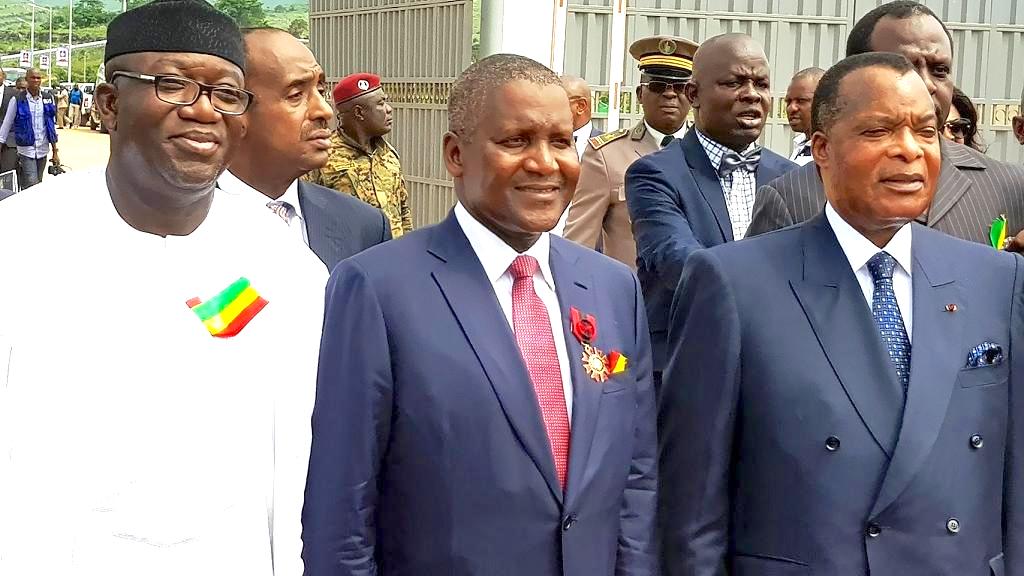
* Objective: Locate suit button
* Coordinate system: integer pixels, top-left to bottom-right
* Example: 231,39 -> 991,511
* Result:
562,515 -> 577,531
825,436 -> 841,451
970,434 -> 984,449
947,518 -> 960,534
866,523 -> 881,538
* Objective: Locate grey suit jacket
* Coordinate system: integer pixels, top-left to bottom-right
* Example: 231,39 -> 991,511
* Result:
660,213 -> 1024,575
748,139 -> 1024,244
297,180 -> 391,272
0,86 -> 16,146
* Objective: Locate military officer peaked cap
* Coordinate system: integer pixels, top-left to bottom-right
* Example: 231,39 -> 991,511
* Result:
333,72 -> 382,105
629,35 -> 699,82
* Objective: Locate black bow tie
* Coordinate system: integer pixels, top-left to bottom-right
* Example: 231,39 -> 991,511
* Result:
796,143 -> 812,157
718,147 -> 762,178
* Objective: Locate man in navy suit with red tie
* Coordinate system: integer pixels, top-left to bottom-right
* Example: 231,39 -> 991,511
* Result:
303,54 -> 656,575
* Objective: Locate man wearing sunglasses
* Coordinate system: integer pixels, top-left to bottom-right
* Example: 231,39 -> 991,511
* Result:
563,35 -> 698,269
0,1 -> 326,574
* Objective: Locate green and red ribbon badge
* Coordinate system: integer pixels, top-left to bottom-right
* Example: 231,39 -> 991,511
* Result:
186,277 -> 268,338
569,306 -> 627,383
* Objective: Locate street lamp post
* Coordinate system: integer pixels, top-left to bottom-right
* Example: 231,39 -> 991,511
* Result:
23,2 -> 54,85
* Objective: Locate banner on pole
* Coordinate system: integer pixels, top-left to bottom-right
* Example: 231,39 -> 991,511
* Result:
19,50 -> 31,67
39,54 -> 50,70
57,47 -> 69,67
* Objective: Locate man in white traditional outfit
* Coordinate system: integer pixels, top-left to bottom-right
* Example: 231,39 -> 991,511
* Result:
0,1 -> 326,575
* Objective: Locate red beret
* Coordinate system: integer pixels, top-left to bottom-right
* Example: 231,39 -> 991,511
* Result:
333,73 -> 382,104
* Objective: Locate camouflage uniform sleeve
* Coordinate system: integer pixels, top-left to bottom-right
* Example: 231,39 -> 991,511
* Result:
398,176 -> 413,233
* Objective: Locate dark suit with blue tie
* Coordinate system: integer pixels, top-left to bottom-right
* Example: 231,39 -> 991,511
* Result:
296,180 -> 391,271
624,129 -> 796,370
303,213 -> 656,575
659,213 -> 1024,575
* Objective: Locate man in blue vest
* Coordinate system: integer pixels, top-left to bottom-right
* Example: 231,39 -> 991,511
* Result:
0,68 -> 59,189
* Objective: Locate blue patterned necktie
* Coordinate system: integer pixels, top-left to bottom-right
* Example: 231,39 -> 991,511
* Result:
867,251 -> 911,393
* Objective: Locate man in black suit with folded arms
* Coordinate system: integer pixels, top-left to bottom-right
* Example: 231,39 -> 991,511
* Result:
222,27 -> 390,270
749,1 -> 1024,247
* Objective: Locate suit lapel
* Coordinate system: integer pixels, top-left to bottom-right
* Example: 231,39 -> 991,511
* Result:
298,182 -> 353,267
871,226 -> 961,516
428,215 -> 564,504
682,130 -> 733,242
755,153 -> 784,190
549,240 -> 602,508
789,215 -> 904,457
926,140 -> 976,227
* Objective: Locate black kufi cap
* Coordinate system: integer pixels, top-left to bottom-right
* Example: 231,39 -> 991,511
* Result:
104,0 -> 245,72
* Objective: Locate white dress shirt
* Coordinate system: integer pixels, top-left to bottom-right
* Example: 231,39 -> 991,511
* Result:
454,202 -> 573,421
573,120 -> 594,160
790,132 -> 814,166
826,202 -> 914,340
0,169 -> 327,576
645,120 -> 688,149
218,170 -> 308,247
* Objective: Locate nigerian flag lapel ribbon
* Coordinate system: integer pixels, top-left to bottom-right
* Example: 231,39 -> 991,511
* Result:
990,214 -> 1007,249
186,277 -> 268,338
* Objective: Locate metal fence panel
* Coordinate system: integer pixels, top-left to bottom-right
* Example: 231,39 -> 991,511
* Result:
310,0 -> 473,228
563,0 -> 1024,163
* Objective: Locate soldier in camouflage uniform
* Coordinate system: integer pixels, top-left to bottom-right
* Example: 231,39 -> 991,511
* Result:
305,72 -> 412,237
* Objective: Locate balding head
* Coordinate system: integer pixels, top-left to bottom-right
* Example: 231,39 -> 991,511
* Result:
561,74 -> 592,130
685,33 -> 771,150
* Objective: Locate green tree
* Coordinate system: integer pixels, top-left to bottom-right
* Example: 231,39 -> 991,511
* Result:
287,17 -> 308,39
73,0 -> 112,28
273,4 -> 288,12
214,0 -> 267,27
127,0 -> 153,9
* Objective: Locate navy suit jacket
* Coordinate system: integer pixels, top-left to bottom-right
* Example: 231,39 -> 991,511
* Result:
625,129 -> 796,370
297,180 -> 391,271
303,213 -> 657,576
660,213 -> 1024,575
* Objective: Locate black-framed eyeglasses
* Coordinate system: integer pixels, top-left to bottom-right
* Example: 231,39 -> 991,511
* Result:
109,71 -> 254,115
641,81 -> 688,95
944,118 -> 973,136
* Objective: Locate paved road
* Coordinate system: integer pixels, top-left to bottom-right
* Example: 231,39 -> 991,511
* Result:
55,126 -> 110,173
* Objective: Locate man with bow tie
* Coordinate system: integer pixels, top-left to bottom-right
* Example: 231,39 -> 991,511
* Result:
625,33 -> 796,380
660,52 -> 1024,575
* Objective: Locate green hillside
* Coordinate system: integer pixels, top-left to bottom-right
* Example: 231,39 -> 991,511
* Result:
2,0 -> 309,83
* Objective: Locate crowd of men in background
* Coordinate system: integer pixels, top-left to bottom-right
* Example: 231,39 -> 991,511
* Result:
3,0 -> 1024,575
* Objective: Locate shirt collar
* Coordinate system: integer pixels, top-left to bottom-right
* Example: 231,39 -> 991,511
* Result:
825,202 -> 913,279
219,170 -> 303,221
792,132 -> 809,148
453,202 -> 555,291
644,121 -> 687,148
694,128 -> 757,171
573,121 -> 593,158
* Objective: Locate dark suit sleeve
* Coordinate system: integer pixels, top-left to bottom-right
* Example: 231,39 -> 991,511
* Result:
303,260 -> 393,576
746,183 -> 794,237
1006,255 -> 1024,576
626,158 -> 706,292
659,250 -> 740,576
616,273 -> 657,575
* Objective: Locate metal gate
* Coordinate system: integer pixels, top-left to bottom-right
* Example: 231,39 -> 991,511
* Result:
309,0 -> 474,227
563,0 -> 1024,163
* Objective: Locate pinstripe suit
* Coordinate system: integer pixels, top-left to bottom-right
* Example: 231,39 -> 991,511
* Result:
748,139 -> 1024,244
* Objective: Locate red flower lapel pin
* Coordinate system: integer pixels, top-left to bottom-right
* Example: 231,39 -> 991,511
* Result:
569,307 -> 628,382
